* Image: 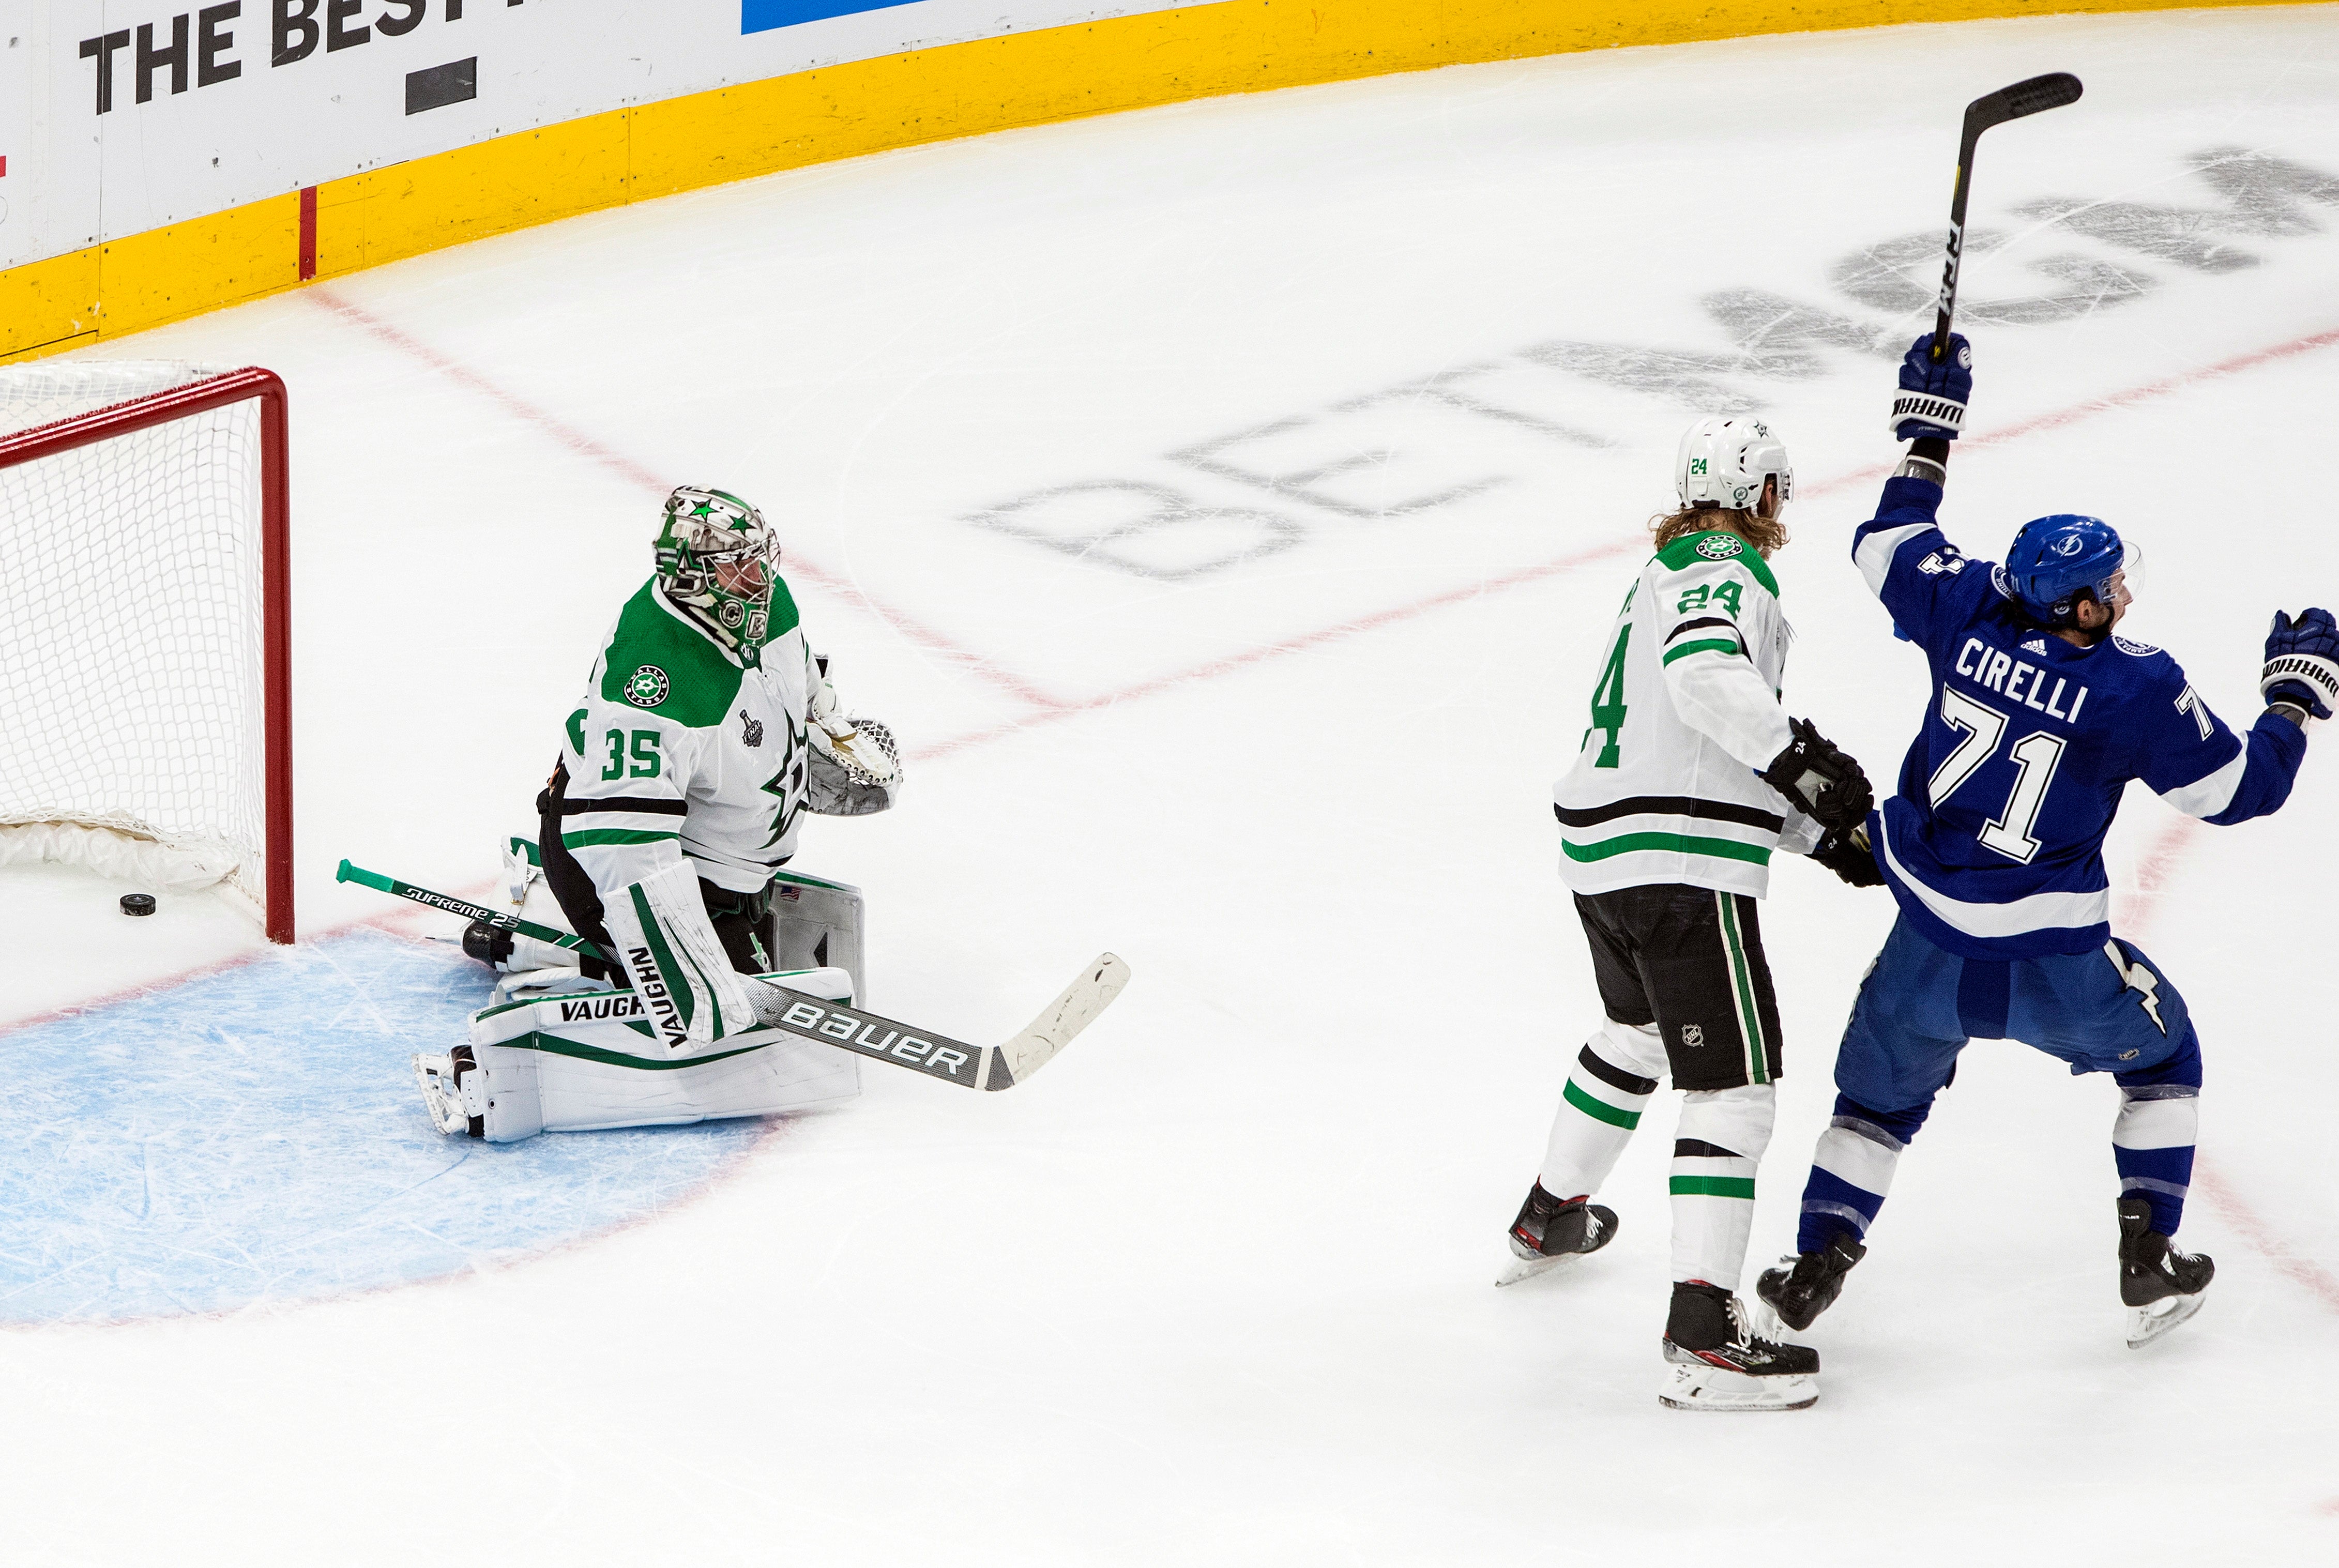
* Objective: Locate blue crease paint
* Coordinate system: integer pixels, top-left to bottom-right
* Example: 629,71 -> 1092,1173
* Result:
0,931 -> 766,1324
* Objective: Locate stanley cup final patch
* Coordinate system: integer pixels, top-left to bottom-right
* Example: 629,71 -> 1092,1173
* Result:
624,665 -> 671,707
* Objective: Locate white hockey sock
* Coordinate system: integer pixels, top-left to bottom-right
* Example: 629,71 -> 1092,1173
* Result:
1538,1018 -> 1665,1198
1670,1083 -> 1776,1293
2113,1085 -> 2199,1234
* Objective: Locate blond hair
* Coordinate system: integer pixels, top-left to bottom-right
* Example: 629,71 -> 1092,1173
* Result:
1650,505 -> 1789,558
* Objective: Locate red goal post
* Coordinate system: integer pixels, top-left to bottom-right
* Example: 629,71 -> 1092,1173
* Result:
0,365 -> 294,942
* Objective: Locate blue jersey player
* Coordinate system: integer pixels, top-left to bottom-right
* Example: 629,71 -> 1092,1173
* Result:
1755,332 -> 2338,1353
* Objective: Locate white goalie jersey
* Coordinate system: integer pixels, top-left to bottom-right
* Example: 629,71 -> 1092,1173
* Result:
1554,528 -> 1821,898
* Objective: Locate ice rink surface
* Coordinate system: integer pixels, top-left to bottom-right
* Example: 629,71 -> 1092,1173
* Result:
5,5 -> 2338,1561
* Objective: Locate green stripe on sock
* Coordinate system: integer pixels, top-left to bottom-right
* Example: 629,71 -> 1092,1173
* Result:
1669,1176 -> 1756,1199
1562,832 -> 1771,866
563,829 -> 681,848
1563,1077 -> 1642,1130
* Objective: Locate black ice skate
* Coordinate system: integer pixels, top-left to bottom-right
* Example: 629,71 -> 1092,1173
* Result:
1660,1281 -> 1818,1411
2118,1196 -> 2212,1348
1494,1181 -> 1618,1287
1755,1232 -> 1867,1332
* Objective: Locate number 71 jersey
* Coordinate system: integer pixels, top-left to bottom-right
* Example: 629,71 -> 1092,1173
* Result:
1852,476 -> 2304,960
1554,529 -> 1819,900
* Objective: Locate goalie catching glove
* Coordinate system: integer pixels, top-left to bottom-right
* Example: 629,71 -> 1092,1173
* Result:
1760,717 -> 1874,832
806,666 -> 903,815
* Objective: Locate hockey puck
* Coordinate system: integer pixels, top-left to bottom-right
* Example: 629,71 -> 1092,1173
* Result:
120,893 -> 157,917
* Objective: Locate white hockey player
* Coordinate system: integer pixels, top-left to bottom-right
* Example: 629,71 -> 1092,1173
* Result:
417,486 -> 902,1141
1499,418 -> 1880,1411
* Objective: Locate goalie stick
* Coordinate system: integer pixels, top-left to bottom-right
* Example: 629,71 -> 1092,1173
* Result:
1931,71 -> 2083,362
336,859 -> 1130,1091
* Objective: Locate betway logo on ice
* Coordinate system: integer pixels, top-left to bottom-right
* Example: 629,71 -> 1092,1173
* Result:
966,149 -> 2339,583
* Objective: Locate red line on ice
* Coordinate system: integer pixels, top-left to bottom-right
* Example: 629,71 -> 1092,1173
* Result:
913,536 -> 1645,761
910,321 -> 2339,759
305,289 -> 1070,717
0,879 -> 498,1036
2114,818 -> 2339,1317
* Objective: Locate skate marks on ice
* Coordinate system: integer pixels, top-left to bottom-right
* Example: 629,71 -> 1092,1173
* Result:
0,931 -> 775,1325
304,287 -> 1067,720
960,149 -> 2339,587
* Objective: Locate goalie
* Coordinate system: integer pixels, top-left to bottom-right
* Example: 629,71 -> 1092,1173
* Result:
417,485 -> 903,1140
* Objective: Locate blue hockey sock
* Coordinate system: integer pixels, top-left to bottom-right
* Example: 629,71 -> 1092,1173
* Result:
1796,1095 -> 1932,1255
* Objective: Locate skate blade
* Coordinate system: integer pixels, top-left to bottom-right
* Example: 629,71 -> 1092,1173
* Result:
2125,1291 -> 2206,1349
412,1054 -> 469,1136
1494,1250 -> 1584,1288
1658,1360 -> 1816,1412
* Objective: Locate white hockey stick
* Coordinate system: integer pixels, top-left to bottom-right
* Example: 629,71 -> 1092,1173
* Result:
746,954 -> 1131,1091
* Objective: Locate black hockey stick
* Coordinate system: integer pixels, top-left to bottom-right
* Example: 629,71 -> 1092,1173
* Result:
1931,72 -> 2083,361
337,860 -> 1130,1091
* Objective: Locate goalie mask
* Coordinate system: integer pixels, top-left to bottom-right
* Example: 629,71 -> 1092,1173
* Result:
656,486 -> 778,658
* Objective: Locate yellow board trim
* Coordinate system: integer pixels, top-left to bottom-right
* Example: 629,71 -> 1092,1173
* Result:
0,0 -> 2299,363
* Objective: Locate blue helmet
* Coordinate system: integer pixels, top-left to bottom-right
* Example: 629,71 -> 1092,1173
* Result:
2002,514 -> 2132,626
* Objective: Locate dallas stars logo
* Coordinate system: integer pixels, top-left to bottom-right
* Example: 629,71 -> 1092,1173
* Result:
760,716 -> 807,847
623,665 -> 670,707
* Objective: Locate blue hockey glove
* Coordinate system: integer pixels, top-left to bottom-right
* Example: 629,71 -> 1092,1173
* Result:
2262,607 -> 2338,719
1890,332 -> 1972,442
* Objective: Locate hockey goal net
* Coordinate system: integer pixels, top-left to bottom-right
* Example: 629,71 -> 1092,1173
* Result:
0,362 -> 293,942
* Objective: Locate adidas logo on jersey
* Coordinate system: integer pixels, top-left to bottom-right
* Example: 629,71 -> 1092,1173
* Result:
2023,638 -> 2048,653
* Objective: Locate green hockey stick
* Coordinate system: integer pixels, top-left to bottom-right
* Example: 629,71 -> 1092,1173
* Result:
337,859 -> 609,961
335,859 -> 1130,1091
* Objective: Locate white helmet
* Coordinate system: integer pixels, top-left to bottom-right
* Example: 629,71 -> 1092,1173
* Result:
1675,416 -> 1793,512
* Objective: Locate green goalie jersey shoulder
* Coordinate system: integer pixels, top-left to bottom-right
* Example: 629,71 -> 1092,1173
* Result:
1653,530 -> 1781,598
596,580 -> 746,729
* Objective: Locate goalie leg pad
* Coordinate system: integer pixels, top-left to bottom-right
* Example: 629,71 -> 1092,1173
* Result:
602,860 -> 757,1047
464,968 -> 862,1140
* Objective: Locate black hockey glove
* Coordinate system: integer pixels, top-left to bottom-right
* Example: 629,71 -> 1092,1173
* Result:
1760,718 -> 1874,833
1809,826 -> 1883,888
